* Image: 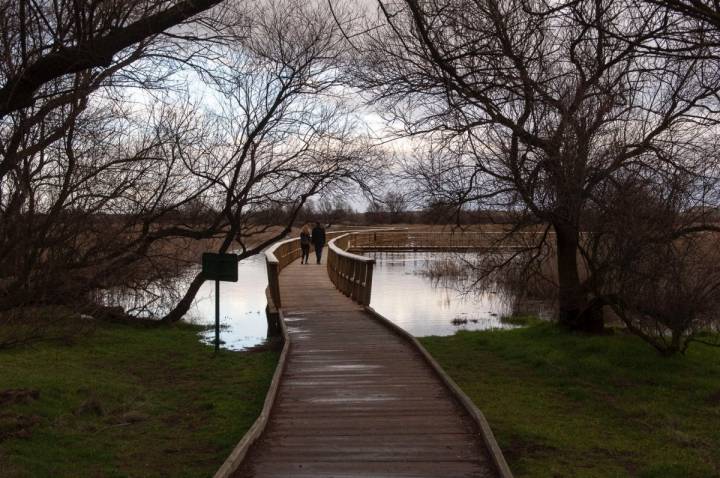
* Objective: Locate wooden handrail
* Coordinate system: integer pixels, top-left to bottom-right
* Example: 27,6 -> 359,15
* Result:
327,233 -> 376,306
264,237 -> 297,309
328,234 -> 375,263
266,227 -> 536,311
265,235 -> 321,309
345,230 -> 544,251
268,227 -> 544,312
264,228 -> 387,308
325,229 -> 544,306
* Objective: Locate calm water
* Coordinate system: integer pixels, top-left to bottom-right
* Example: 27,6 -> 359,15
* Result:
369,252 -> 517,336
186,251 -> 516,346
106,250 -> 534,349
188,254 -> 270,350
103,253 -> 270,351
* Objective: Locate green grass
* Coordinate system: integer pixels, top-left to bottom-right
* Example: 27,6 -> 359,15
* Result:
498,314 -> 543,327
420,323 -> 720,478
0,316 -> 279,478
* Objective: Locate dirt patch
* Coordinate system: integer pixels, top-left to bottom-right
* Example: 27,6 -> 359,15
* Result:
0,389 -> 39,406
502,433 -> 558,462
0,413 -> 42,442
0,389 -> 43,442
706,390 -> 720,405
75,396 -> 105,417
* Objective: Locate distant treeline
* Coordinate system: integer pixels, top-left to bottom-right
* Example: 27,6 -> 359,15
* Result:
254,200 -> 518,226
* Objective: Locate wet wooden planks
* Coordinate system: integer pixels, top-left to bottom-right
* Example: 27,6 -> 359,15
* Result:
233,256 -> 497,478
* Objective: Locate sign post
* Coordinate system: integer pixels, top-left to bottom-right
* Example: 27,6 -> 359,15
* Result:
202,252 -> 239,353
215,279 -> 220,352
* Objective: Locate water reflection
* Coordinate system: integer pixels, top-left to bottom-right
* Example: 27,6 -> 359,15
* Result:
190,254 -> 269,350
104,250 -> 551,348
103,254 -> 270,351
369,252 -> 516,337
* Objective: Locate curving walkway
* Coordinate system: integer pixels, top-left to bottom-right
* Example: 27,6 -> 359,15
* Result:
233,255 -> 498,478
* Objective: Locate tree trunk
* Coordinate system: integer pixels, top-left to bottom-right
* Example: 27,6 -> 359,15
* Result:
161,272 -> 205,323
555,223 -> 604,333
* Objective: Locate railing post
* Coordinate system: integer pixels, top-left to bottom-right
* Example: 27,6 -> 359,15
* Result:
363,261 -> 374,306
351,261 -> 360,302
345,257 -> 352,297
266,260 -> 281,309
273,262 -> 281,309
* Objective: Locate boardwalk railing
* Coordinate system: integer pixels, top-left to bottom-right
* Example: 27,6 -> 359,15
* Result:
268,228 -> 537,309
327,233 -> 375,306
265,231 -> 345,309
347,230 -> 539,251
327,229 -> 546,306
265,237 -> 301,310
265,228 -> 403,309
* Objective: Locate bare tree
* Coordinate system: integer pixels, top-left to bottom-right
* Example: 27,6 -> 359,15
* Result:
641,0 -> 720,33
384,191 -> 407,223
1,0 -> 244,314
582,159 -> 720,354
314,198 -> 356,227
0,0 -> 379,325
157,0 -> 378,322
0,0 -> 231,118
352,0 -> 720,332
364,191 -> 408,223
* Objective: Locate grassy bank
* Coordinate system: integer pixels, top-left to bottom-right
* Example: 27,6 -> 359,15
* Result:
420,323 -> 720,478
0,316 -> 279,478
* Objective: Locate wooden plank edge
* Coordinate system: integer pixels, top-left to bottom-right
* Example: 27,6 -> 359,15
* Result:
364,306 -> 514,478
213,306 -> 291,478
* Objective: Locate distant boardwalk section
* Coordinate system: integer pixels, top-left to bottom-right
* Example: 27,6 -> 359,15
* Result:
346,229 -> 533,252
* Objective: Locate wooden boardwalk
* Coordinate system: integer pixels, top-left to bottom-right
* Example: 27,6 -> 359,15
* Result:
233,255 -> 498,478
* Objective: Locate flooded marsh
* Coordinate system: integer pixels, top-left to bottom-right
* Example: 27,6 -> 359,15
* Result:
103,250 -> 552,350
368,251 -> 550,337
102,254 -> 271,351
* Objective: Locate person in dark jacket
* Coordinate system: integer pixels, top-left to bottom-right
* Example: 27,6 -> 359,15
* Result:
311,222 -> 326,264
299,224 -> 311,264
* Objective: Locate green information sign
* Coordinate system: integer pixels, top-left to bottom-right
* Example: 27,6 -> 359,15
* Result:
202,252 -> 238,282
202,252 -> 238,353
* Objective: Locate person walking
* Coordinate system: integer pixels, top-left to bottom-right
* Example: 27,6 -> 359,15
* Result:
311,222 -> 326,264
300,225 -> 311,264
